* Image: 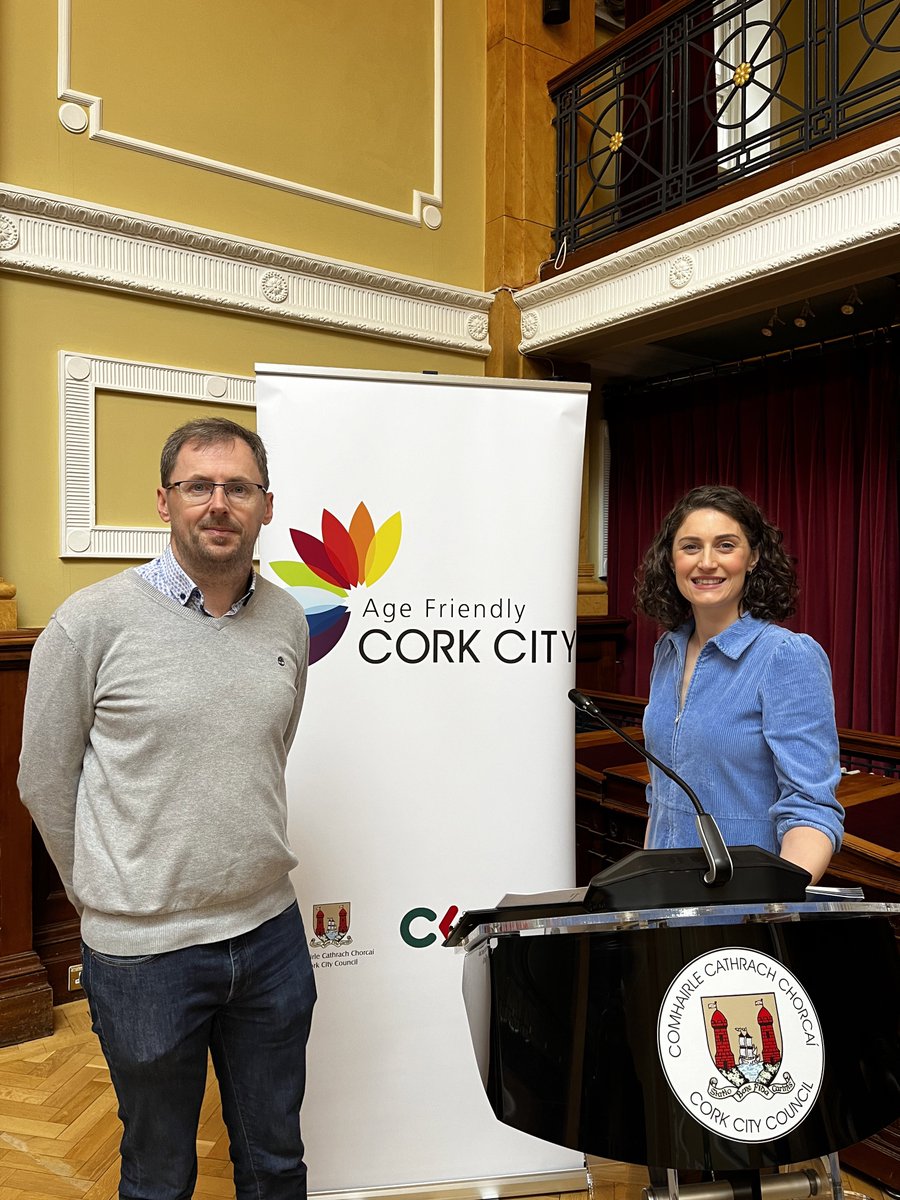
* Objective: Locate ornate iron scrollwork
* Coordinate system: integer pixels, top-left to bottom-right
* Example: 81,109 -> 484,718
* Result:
552,0 -> 900,256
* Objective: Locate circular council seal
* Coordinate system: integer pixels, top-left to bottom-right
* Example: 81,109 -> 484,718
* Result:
657,947 -> 824,1143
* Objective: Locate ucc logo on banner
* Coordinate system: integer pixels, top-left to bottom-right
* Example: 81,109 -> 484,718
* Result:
400,906 -> 460,948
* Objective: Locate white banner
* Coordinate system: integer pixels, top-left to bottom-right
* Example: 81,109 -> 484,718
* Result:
257,366 -> 588,1194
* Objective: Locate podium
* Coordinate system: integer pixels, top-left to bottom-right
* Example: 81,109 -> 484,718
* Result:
449,896 -> 900,1185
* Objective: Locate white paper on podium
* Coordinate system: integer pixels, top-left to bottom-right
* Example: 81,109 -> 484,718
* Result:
257,365 -> 588,1194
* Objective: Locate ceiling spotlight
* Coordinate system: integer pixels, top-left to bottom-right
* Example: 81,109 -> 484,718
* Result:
794,301 -> 814,329
761,308 -> 784,337
840,287 -> 862,316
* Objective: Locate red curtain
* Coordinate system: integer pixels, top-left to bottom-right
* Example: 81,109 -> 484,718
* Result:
605,339 -> 900,735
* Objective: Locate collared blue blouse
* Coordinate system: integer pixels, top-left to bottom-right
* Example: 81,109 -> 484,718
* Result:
643,614 -> 844,854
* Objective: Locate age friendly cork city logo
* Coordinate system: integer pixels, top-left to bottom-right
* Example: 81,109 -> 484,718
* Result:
657,948 -> 824,1143
269,503 -> 401,663
309,901 -> 352,948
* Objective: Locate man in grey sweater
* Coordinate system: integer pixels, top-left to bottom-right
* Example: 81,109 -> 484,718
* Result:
19,418 -> 315,1200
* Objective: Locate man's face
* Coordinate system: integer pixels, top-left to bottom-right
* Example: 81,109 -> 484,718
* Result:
156,438 -> 273,579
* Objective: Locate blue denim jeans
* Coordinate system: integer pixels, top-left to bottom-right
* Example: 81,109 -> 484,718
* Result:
81,902 -> 316,1200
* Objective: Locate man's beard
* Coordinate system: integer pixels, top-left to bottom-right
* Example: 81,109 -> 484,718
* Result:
174,522 -> 252,575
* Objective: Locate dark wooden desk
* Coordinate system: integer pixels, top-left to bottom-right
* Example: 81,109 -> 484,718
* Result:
590,762 -> 900,898
600,760 -> 900,807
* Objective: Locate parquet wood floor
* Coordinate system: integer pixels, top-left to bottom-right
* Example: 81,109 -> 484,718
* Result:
0,1002 -> 890,1200
0,1002 -> 231,1199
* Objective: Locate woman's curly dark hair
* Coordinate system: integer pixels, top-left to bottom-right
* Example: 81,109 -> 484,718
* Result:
634,485 -> 798,629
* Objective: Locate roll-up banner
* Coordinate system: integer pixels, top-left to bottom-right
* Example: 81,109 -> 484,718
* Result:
256,366 -> 588,1196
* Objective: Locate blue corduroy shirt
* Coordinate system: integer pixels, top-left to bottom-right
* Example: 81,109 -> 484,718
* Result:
643,614 -> 844,854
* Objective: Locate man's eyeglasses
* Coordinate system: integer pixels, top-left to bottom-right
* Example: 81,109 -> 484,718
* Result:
166,480 -> 267,505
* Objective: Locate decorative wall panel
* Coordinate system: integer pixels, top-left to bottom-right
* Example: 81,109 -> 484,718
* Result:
59,351 -> 254,559
57,0 -> 444,229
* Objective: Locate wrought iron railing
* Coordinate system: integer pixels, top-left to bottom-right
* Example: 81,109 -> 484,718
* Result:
551,0 -> 900,258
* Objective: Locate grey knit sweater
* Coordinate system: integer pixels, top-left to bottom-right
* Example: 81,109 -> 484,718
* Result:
18,569 -> 309,956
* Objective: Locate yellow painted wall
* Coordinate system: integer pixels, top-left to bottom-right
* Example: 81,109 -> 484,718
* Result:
0,2 -> 489,626
0,276 -> 483,629
1,0 -> 486,288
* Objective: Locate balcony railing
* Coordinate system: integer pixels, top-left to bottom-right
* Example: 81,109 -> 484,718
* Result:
551,0 -> 900,260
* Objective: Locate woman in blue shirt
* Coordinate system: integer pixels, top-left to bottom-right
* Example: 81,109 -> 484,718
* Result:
635,485 -> 843,884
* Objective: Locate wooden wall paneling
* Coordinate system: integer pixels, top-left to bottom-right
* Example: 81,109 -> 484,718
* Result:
0,629 -> 54,1045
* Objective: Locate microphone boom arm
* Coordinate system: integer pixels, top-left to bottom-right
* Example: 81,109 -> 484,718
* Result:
569,689 -> 733,887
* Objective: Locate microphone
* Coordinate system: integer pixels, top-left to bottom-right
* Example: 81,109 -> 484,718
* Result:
445,688 -> 812,943
569,688 -> 733,888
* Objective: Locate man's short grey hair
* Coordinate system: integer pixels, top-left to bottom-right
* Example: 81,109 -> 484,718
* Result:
160,418 -> 269,488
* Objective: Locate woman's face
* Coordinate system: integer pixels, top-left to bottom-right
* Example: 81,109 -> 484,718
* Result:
671,507 -> 759,627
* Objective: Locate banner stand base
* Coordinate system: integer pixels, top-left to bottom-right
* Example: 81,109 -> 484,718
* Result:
312,1168 -> 589,1200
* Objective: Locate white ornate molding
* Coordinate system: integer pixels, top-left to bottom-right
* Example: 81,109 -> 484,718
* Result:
515,136 -> 900,354
59,351 -> 255,559
0,185 -> 492,355
57,0 -> 444,228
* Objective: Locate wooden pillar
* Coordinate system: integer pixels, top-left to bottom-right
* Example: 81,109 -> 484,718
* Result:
0,630 -> 53,1046
484,0 -> 594,379
483,4 -> 609,613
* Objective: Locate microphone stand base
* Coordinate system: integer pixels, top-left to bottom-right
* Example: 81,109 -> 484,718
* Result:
585,846 -> 811,911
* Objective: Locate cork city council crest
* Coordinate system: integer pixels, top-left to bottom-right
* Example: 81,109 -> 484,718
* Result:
657,948 -> 825,1143
310,901 -> 352,948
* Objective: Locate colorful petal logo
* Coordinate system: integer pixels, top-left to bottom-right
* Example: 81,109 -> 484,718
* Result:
270,503 -> 402,663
